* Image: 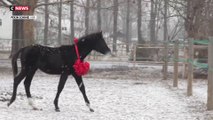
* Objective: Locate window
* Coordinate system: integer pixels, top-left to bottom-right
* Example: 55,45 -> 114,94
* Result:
0,19 -> 2,26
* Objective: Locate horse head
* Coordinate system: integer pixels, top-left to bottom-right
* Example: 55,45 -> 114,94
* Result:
78,31 -> 111,55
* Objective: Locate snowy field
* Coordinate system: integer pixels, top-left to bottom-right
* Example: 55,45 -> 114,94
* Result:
1,61 -> 213,120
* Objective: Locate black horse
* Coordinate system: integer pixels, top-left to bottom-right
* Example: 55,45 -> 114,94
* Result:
7,32 -> 111,112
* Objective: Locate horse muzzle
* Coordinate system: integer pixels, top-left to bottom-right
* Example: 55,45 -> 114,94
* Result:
105,51 -> 116,57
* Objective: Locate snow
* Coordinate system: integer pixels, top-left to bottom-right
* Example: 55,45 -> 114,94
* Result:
1,62 -> 213,120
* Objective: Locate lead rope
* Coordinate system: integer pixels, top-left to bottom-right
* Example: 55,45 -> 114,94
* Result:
74,38 -> 80,59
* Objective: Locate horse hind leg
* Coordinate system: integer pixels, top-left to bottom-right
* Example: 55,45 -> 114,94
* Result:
8,69 -> 26,107
23,69 -> 40,110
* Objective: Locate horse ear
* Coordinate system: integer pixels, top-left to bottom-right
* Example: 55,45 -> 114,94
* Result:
99,31 -> 103,36
99,30 -> 102,34
96,31 -> 102,36
99,31 -> 103,37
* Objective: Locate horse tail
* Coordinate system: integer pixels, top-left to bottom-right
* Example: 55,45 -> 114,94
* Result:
12,48 -> 23,77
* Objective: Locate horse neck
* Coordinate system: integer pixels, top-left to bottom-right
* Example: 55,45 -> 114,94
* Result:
77,44 -> 93,60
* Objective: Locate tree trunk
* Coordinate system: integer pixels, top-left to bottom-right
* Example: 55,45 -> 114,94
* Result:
208,0 -> 213,36
185,0 -> 205,39
150,0 -> 156,43
22,0 -> 38,46
113,0 -> 118,52
11,0 -> 38,57
97,0 -> 101,31
136,0 -> 153,61
70,0 -> 74,44
126,0 -> 130,53
11,11 -> 23,57
85,0 -> 90,35
44,0 -> 49,45
163,0 -> 168,80
58,0 -> 62,45
154,0 -> 158,41
137,0 -> 145,44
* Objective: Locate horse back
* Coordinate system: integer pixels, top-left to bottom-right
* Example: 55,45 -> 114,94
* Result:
19,44 -> 77,75
20,45 -> 63,74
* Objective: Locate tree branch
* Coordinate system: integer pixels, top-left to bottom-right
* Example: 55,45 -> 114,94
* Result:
7,0 -> 20,5
0,1 -> 9,7
35,0 -> 125,10
168,2 -> 187,20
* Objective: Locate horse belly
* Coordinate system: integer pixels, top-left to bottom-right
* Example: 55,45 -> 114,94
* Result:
38,55 -> 64,74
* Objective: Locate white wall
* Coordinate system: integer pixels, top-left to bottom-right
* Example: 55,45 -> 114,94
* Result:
0,8 -> 12,39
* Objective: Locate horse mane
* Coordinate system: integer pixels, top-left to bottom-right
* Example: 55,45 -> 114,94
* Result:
78,32 -> 102,42
59,32 -> 102,52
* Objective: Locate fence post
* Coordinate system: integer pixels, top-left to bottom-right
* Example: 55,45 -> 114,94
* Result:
173,40 -> 179,87
187,38 -> 193,96
183,46 -> 187,79
133,43 -> 137,66
163,42 -> 168,80
207,37 -> 213,110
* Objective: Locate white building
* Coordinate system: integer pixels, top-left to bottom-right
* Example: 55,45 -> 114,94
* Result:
0,5 -> 12,40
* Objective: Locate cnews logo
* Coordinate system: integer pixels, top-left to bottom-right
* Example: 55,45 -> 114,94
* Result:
10,6 -> 30,11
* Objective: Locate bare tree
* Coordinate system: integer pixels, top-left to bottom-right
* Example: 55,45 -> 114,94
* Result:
97,0 -> 101,31
58,0 -> 62,45
5,0 -> 38,56
85,0 -> 90,35
137,0 -> 145,44
11,10 -> 23,57
70,0 -> 74,44
44,0 -> 49,45
209,1 -> 213,36
170,0 -> 207,39
113,0 -> 118,52
168,19 -> 184,41
125,0 -> 130,53
163,0 -> 168,80
150,0 -> 157,43
22,0 -> 39,46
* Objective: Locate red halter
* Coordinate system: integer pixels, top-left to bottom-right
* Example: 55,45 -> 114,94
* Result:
73,38 -> 90,76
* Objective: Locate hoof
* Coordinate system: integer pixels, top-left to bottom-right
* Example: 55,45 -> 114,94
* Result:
90,108 -> 94,112
55,108 -> 60,112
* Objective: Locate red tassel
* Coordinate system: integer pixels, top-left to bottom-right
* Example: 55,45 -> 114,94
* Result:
72,38 -> 90,76
74,38 -> 78,44
73,59 -> 90,76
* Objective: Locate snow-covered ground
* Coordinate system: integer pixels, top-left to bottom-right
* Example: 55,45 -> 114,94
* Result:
1,61 -> 213,120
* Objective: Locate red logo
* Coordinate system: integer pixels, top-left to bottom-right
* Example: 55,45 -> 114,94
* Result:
10,6 -> 30,11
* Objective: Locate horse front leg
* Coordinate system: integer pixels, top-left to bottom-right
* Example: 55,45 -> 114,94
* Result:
54,72 -> 68,112
72,74 -> 94,112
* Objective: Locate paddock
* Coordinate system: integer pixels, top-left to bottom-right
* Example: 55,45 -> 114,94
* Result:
0,61 -> 212,120
1,39 -> 213,119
